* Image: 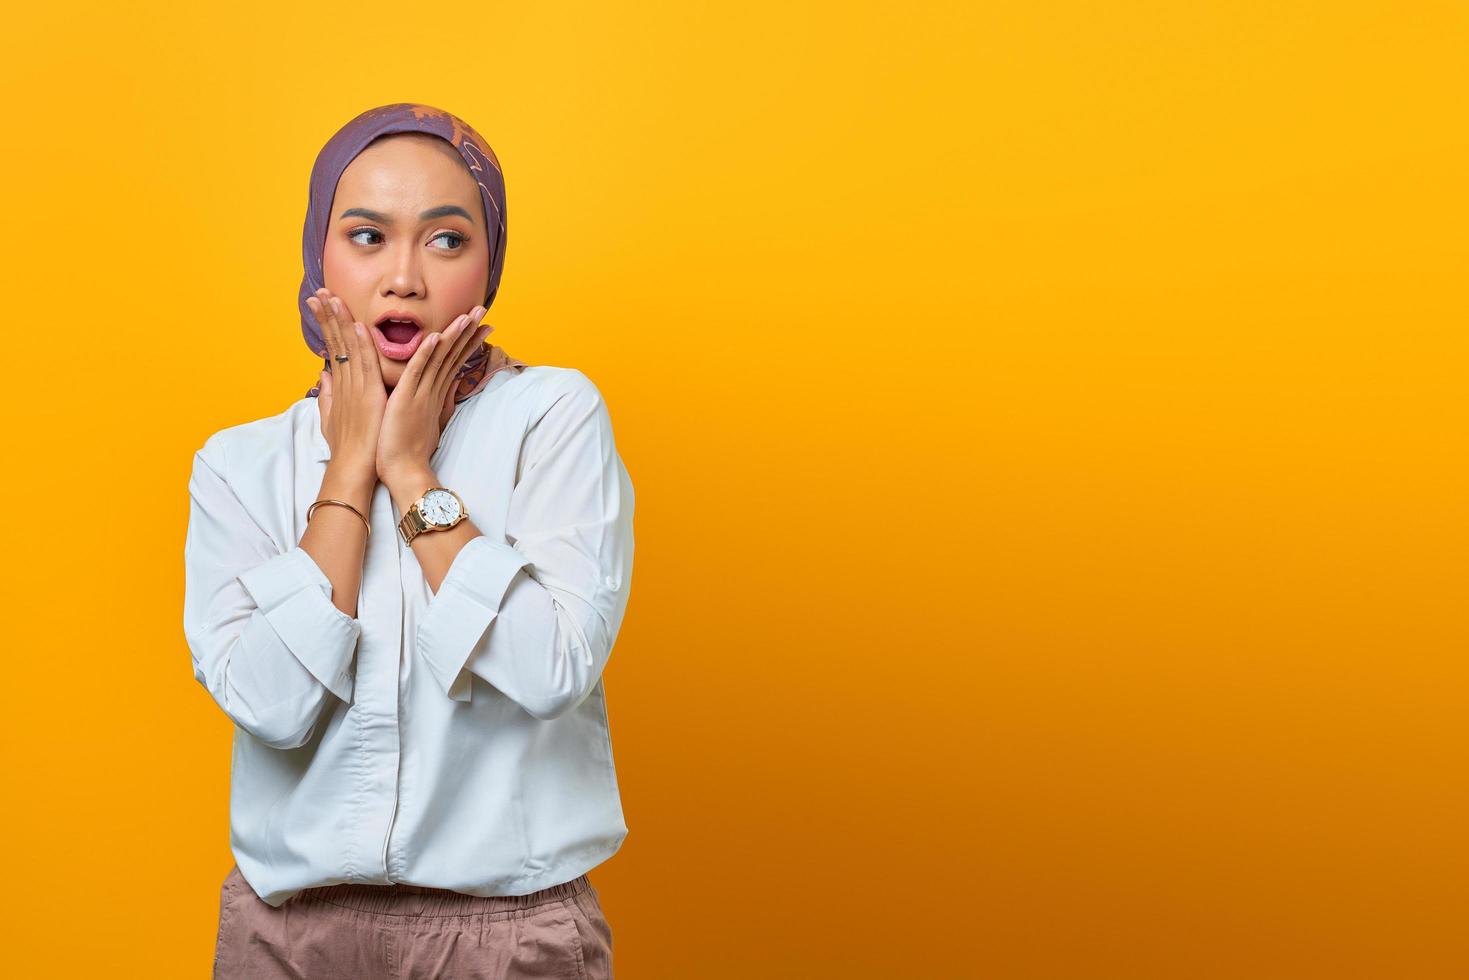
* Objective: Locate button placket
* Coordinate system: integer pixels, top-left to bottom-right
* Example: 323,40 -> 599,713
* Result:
357,482 -> 405,882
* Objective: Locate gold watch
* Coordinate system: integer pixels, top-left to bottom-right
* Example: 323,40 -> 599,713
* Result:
397,487 -> 468,545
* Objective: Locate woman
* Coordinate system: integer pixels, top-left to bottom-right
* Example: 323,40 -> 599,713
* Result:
183,103 -> 633,979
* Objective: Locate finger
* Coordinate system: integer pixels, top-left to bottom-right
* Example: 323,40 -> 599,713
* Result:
318,369 -> 333,431
331,293 -> 361,332
436,320 -> 490,407
318,290 -> 347,369
330,296 -> 370,401
308,295 -> 337,361
439,374 -> 458,430
320,290 -> 342,358
426,314 -> 471,391
468,322 -> 492,356
433,314 -> 483,410
326,294 -> 351,372
328,295 -> 361,390
396,323 -> 446,397
442,306 -> 488,380
331,295 -> 372,382
351,320 -> 383,389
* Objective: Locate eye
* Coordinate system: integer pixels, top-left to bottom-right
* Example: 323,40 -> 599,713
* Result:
344,228 -> 466,250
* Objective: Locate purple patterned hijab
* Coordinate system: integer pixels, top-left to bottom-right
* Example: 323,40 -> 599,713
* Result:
300,103 -> 527,401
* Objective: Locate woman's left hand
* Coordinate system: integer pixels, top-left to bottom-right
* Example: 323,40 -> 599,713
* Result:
376,305 -> 490,485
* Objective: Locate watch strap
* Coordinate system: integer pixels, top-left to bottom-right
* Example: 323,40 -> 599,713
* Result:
398,504 -> 430,545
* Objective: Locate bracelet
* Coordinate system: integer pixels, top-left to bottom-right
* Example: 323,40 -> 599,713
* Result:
307,498 -> 371,537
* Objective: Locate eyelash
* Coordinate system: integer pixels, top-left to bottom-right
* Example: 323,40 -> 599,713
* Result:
347,228 -> 466,250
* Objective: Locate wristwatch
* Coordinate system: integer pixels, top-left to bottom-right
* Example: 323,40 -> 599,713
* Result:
397,487 -> 468,545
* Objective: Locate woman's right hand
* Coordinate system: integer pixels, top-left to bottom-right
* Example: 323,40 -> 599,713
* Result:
307,288 -> 385,480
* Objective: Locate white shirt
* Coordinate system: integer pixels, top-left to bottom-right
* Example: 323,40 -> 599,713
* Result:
183,365 -> 634,908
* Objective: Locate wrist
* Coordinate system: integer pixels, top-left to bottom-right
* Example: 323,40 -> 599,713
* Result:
322,459 -> 377,503
385,467 -> 439,510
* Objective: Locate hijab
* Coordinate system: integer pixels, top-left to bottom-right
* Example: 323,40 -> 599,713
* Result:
300,103 -> 527,402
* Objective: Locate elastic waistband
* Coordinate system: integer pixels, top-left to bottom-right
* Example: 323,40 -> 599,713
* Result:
293,873 -> 592,917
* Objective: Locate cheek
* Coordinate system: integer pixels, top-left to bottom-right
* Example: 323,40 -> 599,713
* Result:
321,238 -> 374,303
435,262 -> 488,308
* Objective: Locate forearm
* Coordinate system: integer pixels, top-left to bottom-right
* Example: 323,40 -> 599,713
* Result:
402,375 -> 634,710
386,467 -> 480,594
300,459 -> 376,618
185,446 -> 366,740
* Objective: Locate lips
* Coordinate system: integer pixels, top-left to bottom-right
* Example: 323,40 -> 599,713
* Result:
370,320 -> 426,361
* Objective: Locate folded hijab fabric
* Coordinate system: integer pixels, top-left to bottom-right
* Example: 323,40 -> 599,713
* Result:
300,103 -> 527,402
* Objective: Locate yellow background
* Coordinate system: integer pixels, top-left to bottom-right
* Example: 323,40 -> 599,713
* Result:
1,1 -> 1465,976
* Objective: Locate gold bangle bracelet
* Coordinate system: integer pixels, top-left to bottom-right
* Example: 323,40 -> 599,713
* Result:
307,498 -> 371,537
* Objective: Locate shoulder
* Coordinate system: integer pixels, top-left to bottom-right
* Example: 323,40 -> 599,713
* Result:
195,398 -> 316,475
502,365 -> 604,409
492,364 -> 609,430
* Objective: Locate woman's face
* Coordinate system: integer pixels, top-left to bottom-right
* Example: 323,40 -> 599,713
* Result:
322,133 -> 492,390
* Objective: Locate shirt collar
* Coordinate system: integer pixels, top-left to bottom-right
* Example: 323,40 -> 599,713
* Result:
307,372 -> 507,465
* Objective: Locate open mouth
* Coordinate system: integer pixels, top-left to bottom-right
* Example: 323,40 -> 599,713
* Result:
379,319 -> 421,345
371,318 -> 427,361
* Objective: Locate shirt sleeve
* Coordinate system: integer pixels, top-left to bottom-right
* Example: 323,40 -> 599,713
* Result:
183,445 -> 363,749
415,372 -> 635,718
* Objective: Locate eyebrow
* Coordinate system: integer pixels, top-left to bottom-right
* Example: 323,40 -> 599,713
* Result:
337,205 -> 475,225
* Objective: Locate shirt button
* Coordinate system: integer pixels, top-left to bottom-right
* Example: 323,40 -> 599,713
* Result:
604,575 -> 619,590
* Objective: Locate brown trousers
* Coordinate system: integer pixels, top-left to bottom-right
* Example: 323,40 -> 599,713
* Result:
213,863 -> 613,979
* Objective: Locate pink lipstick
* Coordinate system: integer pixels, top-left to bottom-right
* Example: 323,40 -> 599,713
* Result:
372,312 -> 426,362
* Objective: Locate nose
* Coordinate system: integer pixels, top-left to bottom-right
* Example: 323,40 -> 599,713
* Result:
382,240 -> 425,298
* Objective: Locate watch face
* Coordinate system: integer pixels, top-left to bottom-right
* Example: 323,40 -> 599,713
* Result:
420,489 -> 463,527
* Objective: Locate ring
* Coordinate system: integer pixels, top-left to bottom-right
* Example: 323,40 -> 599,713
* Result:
335,354 -> 349,363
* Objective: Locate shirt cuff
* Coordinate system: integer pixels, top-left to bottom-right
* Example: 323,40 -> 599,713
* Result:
415,535 -> 532,702
237,546 -> 361,704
